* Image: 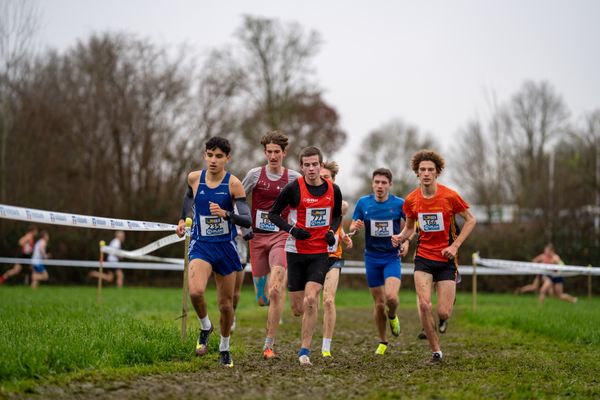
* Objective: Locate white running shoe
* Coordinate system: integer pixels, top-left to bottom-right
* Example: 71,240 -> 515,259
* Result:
299,355 -> 312,366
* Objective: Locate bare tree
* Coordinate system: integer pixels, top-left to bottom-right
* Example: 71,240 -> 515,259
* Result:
6,33 -> 195,225
507,81 -> 569,214
452,95 -> 513,218
233,15 -> 346,164
355,119 -> 437,197
0,0 -> 40,202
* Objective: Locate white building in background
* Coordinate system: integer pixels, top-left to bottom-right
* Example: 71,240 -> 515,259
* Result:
470,205 -> 518,224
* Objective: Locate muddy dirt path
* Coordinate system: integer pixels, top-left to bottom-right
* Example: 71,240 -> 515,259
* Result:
10,307 -> 444,399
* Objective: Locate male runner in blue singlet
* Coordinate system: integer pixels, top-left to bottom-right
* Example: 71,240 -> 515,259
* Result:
350,168 -> 408,355
176,136 -> 251,368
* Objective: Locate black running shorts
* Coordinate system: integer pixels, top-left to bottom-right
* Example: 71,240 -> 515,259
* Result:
414,256 -> 457,282
286,252 -> 329,292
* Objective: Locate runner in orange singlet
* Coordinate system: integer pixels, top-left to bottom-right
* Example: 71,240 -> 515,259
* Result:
393,149 -> 476,365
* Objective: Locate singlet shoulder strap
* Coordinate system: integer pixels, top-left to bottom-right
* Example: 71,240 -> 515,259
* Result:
199,170 -> 206,185
222,171 -> 231,185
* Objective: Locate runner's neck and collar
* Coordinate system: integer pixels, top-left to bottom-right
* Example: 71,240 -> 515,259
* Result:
204,169 -> 227,187
374,193 -> 390,203
304,176 -> 324,187
265,164 -> 285,176
420,181 -> 438,199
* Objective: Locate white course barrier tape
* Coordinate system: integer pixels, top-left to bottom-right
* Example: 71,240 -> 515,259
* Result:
101,233 -> 184,264
100,249 -> 183,264
0,257 -> 551,276
0,204 -> 177,231
0,253 -> 600,276
473,254 -> 600,276
0,257 -> 182,271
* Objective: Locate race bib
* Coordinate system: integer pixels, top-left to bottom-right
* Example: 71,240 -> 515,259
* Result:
200,215 -> 230,236
306,207 -> 331,228
370,219 -> 393,237
418,212 -> 444,232
255,209 -> 279,232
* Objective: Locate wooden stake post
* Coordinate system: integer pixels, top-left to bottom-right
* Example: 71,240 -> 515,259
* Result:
181,218 -> 192,341
589,265 -> 593,300
472,252 -> 478,312
96,240 -> 106,306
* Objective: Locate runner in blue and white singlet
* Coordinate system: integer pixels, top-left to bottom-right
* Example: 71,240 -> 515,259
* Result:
188,170 -> 241,276
352,192 -> 405,286
349,168 -> 407,356
175,136 -> 251,368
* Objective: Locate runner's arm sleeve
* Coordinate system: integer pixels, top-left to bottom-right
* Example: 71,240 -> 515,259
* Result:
329,184 -> 343,233
268,181 -> 299,233
179,185 -> 194,220
226,198 -> 252,228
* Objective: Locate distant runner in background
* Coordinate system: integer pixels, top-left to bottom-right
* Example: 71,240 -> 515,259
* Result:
0,225 -> 37,285
31,230 -> 50,289
536,244 -> 577,304
89,231 -> 125,288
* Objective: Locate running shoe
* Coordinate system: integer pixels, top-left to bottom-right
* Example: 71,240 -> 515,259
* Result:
299,355 -> 312,365
417,329 -> 427,340
220,350 -> 234,367
322,351 -> 332,358
438,319 -> 448,334
263,347 -> 277,360
427,352 -> 442,365
389,315 -> 400,336
195,325 -> 214,356
375,342 -> 388,355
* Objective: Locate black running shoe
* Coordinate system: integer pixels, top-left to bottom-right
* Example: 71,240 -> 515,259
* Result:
438,319 -> 448,334
220,350 -> 234,367
195,325 -> 214,356
417,329 -> 427,340
427,352 -> 442,365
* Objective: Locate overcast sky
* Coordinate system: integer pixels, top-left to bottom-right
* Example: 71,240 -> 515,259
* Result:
38,0 -> 600,196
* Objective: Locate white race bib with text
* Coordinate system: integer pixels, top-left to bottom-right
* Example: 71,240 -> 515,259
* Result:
418,212 -> 444,232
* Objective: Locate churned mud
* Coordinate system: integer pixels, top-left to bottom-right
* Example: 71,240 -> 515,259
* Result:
8,308 -> 447,399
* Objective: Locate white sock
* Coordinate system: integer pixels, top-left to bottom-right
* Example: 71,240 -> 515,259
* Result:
434,350 -> 443,358
220,335 -> 230,352
322,338 -> 332,353
264,337 -> 274,350
200,315 -> 212,331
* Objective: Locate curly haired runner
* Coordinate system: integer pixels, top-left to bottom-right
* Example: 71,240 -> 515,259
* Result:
392,149 -> 476,365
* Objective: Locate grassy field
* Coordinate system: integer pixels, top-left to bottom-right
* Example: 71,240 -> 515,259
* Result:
1,285 -> 599,399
